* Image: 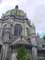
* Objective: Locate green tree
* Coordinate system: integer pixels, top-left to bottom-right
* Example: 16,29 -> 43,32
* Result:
16,47 -> 29,60
43,35 -> 45,40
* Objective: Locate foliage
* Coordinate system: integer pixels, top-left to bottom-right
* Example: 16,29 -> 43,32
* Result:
43,35 -> 45,40
16,47 -> 29,60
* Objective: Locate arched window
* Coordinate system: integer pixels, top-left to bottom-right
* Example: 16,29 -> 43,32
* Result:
14,24 -> 22,36
26,28 -> 30,36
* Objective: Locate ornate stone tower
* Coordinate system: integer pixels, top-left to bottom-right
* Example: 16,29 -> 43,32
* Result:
0,5 -> 38,60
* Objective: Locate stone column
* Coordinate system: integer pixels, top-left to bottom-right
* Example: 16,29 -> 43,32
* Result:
0,47 -> 2,60
11,48 -> 17,60
30,33 -> 38,60
1,47 -> 3,60
2,44 -> 9,60
6,47 -> 12,60
30,50 -> 32,60
32,46 -> 37,60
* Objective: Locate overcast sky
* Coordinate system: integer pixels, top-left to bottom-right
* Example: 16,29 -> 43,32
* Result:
0,0 -> 45,37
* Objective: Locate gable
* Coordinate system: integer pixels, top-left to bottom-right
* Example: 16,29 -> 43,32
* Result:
11,37 -> 30,45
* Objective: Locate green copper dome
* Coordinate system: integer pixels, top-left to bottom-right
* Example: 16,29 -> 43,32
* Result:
4,5 -> 26,17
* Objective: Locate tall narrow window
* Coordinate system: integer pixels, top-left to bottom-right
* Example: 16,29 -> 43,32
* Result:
14,24 -> 22,36
26,28 -> 30,36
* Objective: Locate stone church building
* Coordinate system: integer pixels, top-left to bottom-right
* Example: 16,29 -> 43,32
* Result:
0,5 -> 45,60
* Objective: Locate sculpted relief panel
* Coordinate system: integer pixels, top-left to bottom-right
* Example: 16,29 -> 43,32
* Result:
2,23 -> 12,42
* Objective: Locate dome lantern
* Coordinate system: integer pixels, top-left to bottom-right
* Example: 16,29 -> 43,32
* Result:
15,5 -> 19,10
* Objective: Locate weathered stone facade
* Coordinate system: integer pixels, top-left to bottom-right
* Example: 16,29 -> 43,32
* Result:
0,5 -> 45,60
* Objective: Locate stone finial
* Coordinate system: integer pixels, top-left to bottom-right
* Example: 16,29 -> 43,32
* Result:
15,5 -> 19,9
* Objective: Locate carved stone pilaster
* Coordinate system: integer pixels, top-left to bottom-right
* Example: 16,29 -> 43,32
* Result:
1,44 -> 9,60
0,47 -> 2,60
32,47 -> 37,60
6,47 -> 12,60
